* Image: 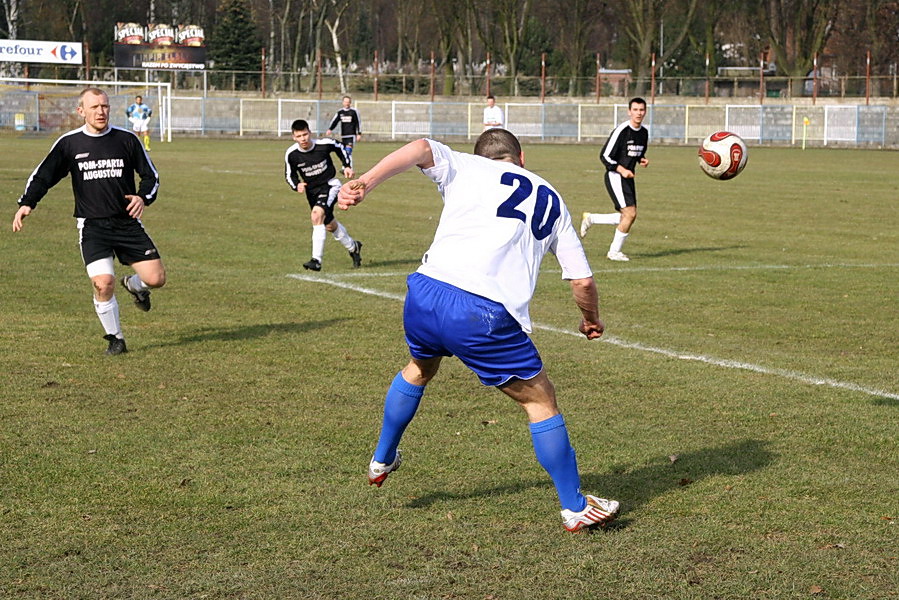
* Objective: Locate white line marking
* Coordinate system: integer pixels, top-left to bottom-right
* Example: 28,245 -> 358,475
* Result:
287,273 -> 405,300
287,272 -> 899,401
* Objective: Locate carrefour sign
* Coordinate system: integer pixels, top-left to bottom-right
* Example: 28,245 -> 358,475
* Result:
0,40 -> 83,64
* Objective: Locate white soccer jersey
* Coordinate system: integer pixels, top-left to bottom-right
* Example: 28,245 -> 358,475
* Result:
417,139 -> 592,333
483,105 -> 504,128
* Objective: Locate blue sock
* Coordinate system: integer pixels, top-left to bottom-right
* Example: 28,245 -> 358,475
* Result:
372,372 -> 425,464
529,414 -> 586,512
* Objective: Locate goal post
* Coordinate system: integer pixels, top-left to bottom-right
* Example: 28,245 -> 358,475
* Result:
0,77 -> 172,142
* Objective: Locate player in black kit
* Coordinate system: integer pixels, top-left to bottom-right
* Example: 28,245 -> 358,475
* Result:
284,119 -> 363,271
325,96 -> 362,166
579,97 -> 650,261
12,87 -> 167,355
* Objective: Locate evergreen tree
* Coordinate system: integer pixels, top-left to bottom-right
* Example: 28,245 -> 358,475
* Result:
210,0 -> 262,73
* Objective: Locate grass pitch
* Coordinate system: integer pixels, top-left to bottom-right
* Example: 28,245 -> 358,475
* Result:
0,133 -> 897,599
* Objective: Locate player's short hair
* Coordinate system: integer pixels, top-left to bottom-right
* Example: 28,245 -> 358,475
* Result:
78,87 -> 107,106
135,95 -> 142,102
291,119 -> 310,132
486,94 -> 495,101
629,97 -> 647,109
342,95 -> 352,101
474,128 -> 521,166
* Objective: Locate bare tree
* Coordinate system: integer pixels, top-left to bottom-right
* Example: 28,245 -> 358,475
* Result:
760,0 -> 840,96
616,0 -> 699,96
0,0 -> 21,76
324,0 -> 353,93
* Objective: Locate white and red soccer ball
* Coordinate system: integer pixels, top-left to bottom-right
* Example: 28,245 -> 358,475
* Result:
698,131 -> 748,180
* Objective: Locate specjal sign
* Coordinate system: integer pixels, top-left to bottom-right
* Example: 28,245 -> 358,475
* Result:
0,40 -> 83,64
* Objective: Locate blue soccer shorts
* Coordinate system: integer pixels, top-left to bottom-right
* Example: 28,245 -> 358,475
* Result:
403,272 -> 543,387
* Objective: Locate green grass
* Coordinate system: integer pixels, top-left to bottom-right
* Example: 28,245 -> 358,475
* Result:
1,133 -> 897,599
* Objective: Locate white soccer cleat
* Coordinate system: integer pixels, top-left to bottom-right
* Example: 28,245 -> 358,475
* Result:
561,495 -> 620,532
368,450 -> 402,487
606,251 -> 630,262
579,212 -> 592,238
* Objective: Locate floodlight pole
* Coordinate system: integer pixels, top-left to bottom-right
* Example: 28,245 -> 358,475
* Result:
759,52 -> 765,105
704,53 -> 709,105
429,51 -> 435,102
865,50 -> 871,105
595,53 -> 601,104
650,53 -> 656,105
540,52 -> 546,103
374,49 -> 379,101
812,53 -> 818,105
486,52 -> 491,97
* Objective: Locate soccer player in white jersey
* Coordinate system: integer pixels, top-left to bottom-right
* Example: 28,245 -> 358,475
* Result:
337,129 -> 620,532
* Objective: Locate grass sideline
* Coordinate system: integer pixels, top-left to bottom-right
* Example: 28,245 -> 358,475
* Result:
1,133 -> 897,599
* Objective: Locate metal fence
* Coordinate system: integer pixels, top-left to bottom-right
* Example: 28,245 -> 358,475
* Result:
2,86 -> 898,147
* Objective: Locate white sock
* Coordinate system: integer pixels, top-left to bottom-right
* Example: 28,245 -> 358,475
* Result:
330,221 -> 355,251
94,296 -> 122,337
312,224 -> 327,261
124,274 -> 148,292
588,212 -> 621,225
609,229 -> 629,254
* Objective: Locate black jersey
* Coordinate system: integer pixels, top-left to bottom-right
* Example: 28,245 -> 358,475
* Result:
284,139 -> 351,190
599,121 -> 648,172
327,108 -> 362,138
18,126 -> 159,219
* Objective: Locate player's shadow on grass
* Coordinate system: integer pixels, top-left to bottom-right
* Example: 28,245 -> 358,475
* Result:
406,438 -> 774,523
361,256 -> 423,269
151,319 -> 348,347
635,245 -> 747,259
872,396 -> 899,407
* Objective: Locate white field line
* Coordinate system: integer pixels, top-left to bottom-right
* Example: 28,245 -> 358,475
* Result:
286,272 -> 899,401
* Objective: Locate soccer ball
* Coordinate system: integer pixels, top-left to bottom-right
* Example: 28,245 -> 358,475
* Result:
698,132 -> 748,180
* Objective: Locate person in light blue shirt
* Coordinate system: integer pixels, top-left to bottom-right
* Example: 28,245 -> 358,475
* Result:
126,95 -> 153,151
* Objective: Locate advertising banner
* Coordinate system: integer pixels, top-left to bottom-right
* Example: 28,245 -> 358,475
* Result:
115,23 -> 145,44
114,44 -> 206,70
147,24 -> 176,46
114,23 -> 205,70
177,25 -> 205,47
0,40 -> 83,64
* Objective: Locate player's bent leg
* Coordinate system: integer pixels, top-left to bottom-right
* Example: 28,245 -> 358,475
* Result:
131,258 -> 166,288
500,371 -> 620,530
89,271 -> 126,354
618,205 -> 637,233
124,259 -> 165,312
369,358 -> 442,487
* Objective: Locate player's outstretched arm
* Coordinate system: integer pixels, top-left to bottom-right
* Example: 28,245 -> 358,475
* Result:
337,139 -> 435,210
12,205 -> 32,232
569,276 -> 604,340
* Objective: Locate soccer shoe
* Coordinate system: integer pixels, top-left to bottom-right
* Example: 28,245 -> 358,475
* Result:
103,334 -> 128,356
606,251 -> 630,262
121,275 -> 152,311
303,258 -> 322,271
579,212 -> 592,238
561,495 -> 620,532
368,450 -> 402,487
349,241 -> 363,268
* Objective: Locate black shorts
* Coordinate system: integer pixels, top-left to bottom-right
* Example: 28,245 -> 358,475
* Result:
305,181 -> 340,225
604,170 -> 637,211
79,216 -> 161,266
341,136 -> 355,149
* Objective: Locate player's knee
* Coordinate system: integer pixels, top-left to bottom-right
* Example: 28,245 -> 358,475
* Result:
141,267 -> 167,288
147,271 -> 167,288
93,277 -> 115,298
